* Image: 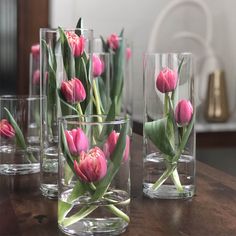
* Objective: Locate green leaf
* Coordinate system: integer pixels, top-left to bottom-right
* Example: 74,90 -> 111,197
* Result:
75,17 -> 83,36
75,56 -> 91,113
58,26 -> 75,79
110,33 -> 125,102
57,89 -> 78,116
58,200 -> 74,224
175,113 -> 195,160
144,118 -> 175,157
91,121 -> 128,201
41,39 -> 57,132
4,108 -> 36,163
100,36 -> 109,52
60,124 -> 75,171
4,107 -> 26,149
67,180 -> 88,203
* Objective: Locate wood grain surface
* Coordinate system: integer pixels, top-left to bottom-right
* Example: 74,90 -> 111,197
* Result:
0,134 -> 236,236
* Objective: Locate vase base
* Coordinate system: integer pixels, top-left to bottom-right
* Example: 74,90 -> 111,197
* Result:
59,218 -> 128,236
0,163 -> 40,175
143,183 -> 195,199
40,184 -> 58,199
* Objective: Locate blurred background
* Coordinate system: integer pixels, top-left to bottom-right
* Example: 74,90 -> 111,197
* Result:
1,0 -> 236,175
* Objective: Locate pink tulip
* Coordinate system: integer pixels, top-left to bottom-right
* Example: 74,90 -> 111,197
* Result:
31,44 -> 40,57
61,78 -> 86,104
65,128 -> 89,156
0,119 -> 15,139
33,69 -> 40,85
66,31 -> 85,57
103,131 -> 130,162
107,33 -> 119,50
126,47 -> 131,60
156,67 -> 178,93
74,147 -> 107,182
92,54 -> 104,77
175,99 -> 193,126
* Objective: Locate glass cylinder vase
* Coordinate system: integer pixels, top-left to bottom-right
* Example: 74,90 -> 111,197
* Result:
143,53 -> 195,199
58,115 -> 131,235
0,95 -> 45,175
40,27 -> 93,198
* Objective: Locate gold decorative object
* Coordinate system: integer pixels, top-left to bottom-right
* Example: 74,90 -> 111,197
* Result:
205,70 -> 229,122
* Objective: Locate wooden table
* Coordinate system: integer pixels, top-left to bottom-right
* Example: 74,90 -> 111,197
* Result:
1,134 -> 236,236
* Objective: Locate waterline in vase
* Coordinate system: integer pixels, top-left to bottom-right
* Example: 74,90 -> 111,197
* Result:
143,153 -> 195,199
59,189 -> 130,235
40,146 -> 58,198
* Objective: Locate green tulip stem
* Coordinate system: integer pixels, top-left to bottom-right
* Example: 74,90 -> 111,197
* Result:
164,93 -> 169,116
92,80 -> 102,117
76,103 -> 83,116
152,164 -> 177,190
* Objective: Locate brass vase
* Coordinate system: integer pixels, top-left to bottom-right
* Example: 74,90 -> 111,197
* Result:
204,70 -> 229,122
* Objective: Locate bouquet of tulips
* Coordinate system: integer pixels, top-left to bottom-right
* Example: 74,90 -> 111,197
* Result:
58,116 -> 131,228
40,18 -> 132,230
144,58 -> 195,194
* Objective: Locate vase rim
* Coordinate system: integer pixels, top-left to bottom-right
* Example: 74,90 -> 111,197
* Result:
144,52 -> 193,56
40,28 -> 93,33
0,95 -> 46,101
59,114 -> 130,126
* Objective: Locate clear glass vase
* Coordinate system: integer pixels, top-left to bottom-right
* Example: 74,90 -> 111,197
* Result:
58,115 -> 131,235
40,27 -> 93,198
143,53 -> 195,199
0,95 -> 45,175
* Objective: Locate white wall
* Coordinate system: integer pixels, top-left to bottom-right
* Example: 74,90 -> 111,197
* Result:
50,0 -> 236,122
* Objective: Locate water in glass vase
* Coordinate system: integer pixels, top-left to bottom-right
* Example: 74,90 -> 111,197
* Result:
40,146 -> 58,198
143,152 -> 195,199
0,146 -> 40,175
59,189 -> 130,236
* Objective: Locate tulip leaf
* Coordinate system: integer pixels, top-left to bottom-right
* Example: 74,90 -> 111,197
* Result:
100,36 -> 109,52
97,77 -> 111,113
4,108 -> 36,163
41,39 -> 57,134
144,118 -> 175,157
91,120 -> 128,201
75,17 -> 83,36
57,89 -> 78,116
75,55 -> 91,113
58,200 -> 73,224
60,124 -> 75,171
58,26 -> 75,80
110,31 -> 125,102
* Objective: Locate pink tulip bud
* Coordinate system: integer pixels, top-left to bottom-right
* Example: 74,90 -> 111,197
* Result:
175,99 -> 193,126
107,33 -> 119,50
33,69 -> 40,85
92,54 -> 104,77
61,78 -> 86,104
65,128 -> 89,156
156,67 -> 178,93
74,147 -> 107,182
66,31 -> 85,57
31,44 -> 40,57
103,131 -> 130,162
126,47 -> 131,60
0,119 -> 15,139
